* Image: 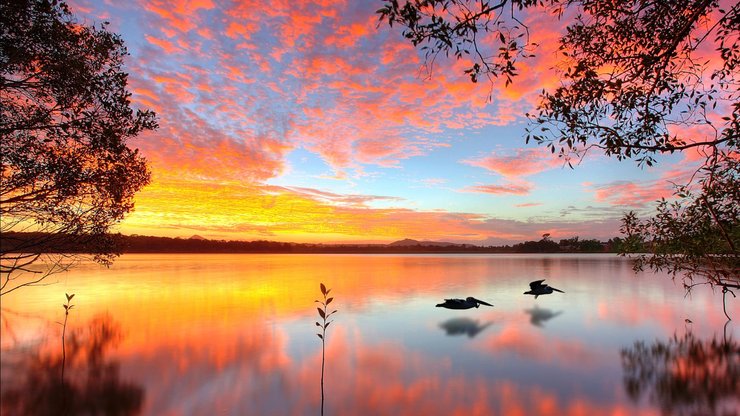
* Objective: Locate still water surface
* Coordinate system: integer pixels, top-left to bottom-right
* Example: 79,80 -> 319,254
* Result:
1,254 -> 738,415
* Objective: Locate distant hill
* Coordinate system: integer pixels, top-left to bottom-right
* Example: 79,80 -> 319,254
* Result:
389,238 -> 461,247
189,235 -> 207,240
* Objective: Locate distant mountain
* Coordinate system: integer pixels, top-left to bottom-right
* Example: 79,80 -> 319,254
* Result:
189,235 -> 207,240
389,238 -> 461,247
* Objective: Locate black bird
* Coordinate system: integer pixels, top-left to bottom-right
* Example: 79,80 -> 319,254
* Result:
436,297 -> 493,309
524,280 -> 564,299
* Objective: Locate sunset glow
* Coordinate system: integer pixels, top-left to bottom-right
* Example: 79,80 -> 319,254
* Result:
67,0 -> 708,244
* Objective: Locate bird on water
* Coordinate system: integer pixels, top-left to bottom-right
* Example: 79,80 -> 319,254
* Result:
436,297 -> 493,309
524,280 -> 564,299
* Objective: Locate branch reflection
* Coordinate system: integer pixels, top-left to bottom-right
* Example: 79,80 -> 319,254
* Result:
439,317 -> 492,338
621,330 -> 739,416
1,314 -> 144,416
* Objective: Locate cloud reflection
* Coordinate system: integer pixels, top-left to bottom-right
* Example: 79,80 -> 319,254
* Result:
2,254 -> 734,415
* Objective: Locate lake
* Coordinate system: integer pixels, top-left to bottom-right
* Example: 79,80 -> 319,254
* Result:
1,253 -> 738,415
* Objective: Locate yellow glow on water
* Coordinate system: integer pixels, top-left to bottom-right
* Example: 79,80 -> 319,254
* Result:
1,253 -> 491,349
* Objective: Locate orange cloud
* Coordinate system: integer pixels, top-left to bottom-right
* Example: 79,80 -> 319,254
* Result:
143,0 -> 214,33
144,35 -> 180,53
224,21 -> 258,40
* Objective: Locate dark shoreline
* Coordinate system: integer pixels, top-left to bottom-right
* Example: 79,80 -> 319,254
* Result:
1,232 -> 622,254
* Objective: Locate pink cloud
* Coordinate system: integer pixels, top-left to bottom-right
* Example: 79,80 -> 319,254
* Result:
464,148 -> 563,178
463,183 -> 533,195
589,167 -> 695,207
591,180 -> 675,207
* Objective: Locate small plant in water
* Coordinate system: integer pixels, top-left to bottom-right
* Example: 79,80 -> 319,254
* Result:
61,293 -> 74,382
315,283 -> 336,416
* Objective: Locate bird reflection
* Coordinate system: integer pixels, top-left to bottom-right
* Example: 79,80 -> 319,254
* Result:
439,317 -> 492,338
524,306 -> 562,327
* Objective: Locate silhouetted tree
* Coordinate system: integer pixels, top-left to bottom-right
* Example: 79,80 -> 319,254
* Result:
378,0 -> 739,289
1,0 -> 156,295
578,238 -> 604,253
515,235 -> 560,252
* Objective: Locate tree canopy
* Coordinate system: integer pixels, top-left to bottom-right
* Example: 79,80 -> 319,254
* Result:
378,0 -> 739,289
0,0 -> 156,295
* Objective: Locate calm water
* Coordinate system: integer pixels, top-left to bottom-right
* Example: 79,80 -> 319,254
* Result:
1,254 -> 738,415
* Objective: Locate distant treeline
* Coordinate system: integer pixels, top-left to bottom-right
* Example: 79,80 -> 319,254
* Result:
1,232 -> 626,254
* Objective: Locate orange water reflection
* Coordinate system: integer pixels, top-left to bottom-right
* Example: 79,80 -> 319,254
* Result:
2,314 -> 144,415
1,254 -> 737,415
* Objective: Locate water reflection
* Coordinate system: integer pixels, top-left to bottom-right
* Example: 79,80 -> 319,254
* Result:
439,317 -> 493,338
524,306 -> 563,327
621,329 -> 740,415
1,254 -> 735,415
1,314 -> 144,416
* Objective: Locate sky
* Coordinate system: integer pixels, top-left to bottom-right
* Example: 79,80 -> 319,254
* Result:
68,0 -> 705,245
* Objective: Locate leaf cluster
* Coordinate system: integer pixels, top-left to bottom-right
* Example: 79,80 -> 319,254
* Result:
315,283 -> 337,340
621,153 -> 739,289
378,1 -> 737,166
377,0 -> 542,87
63,292 -> 75,314
526,0 -> 739,169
